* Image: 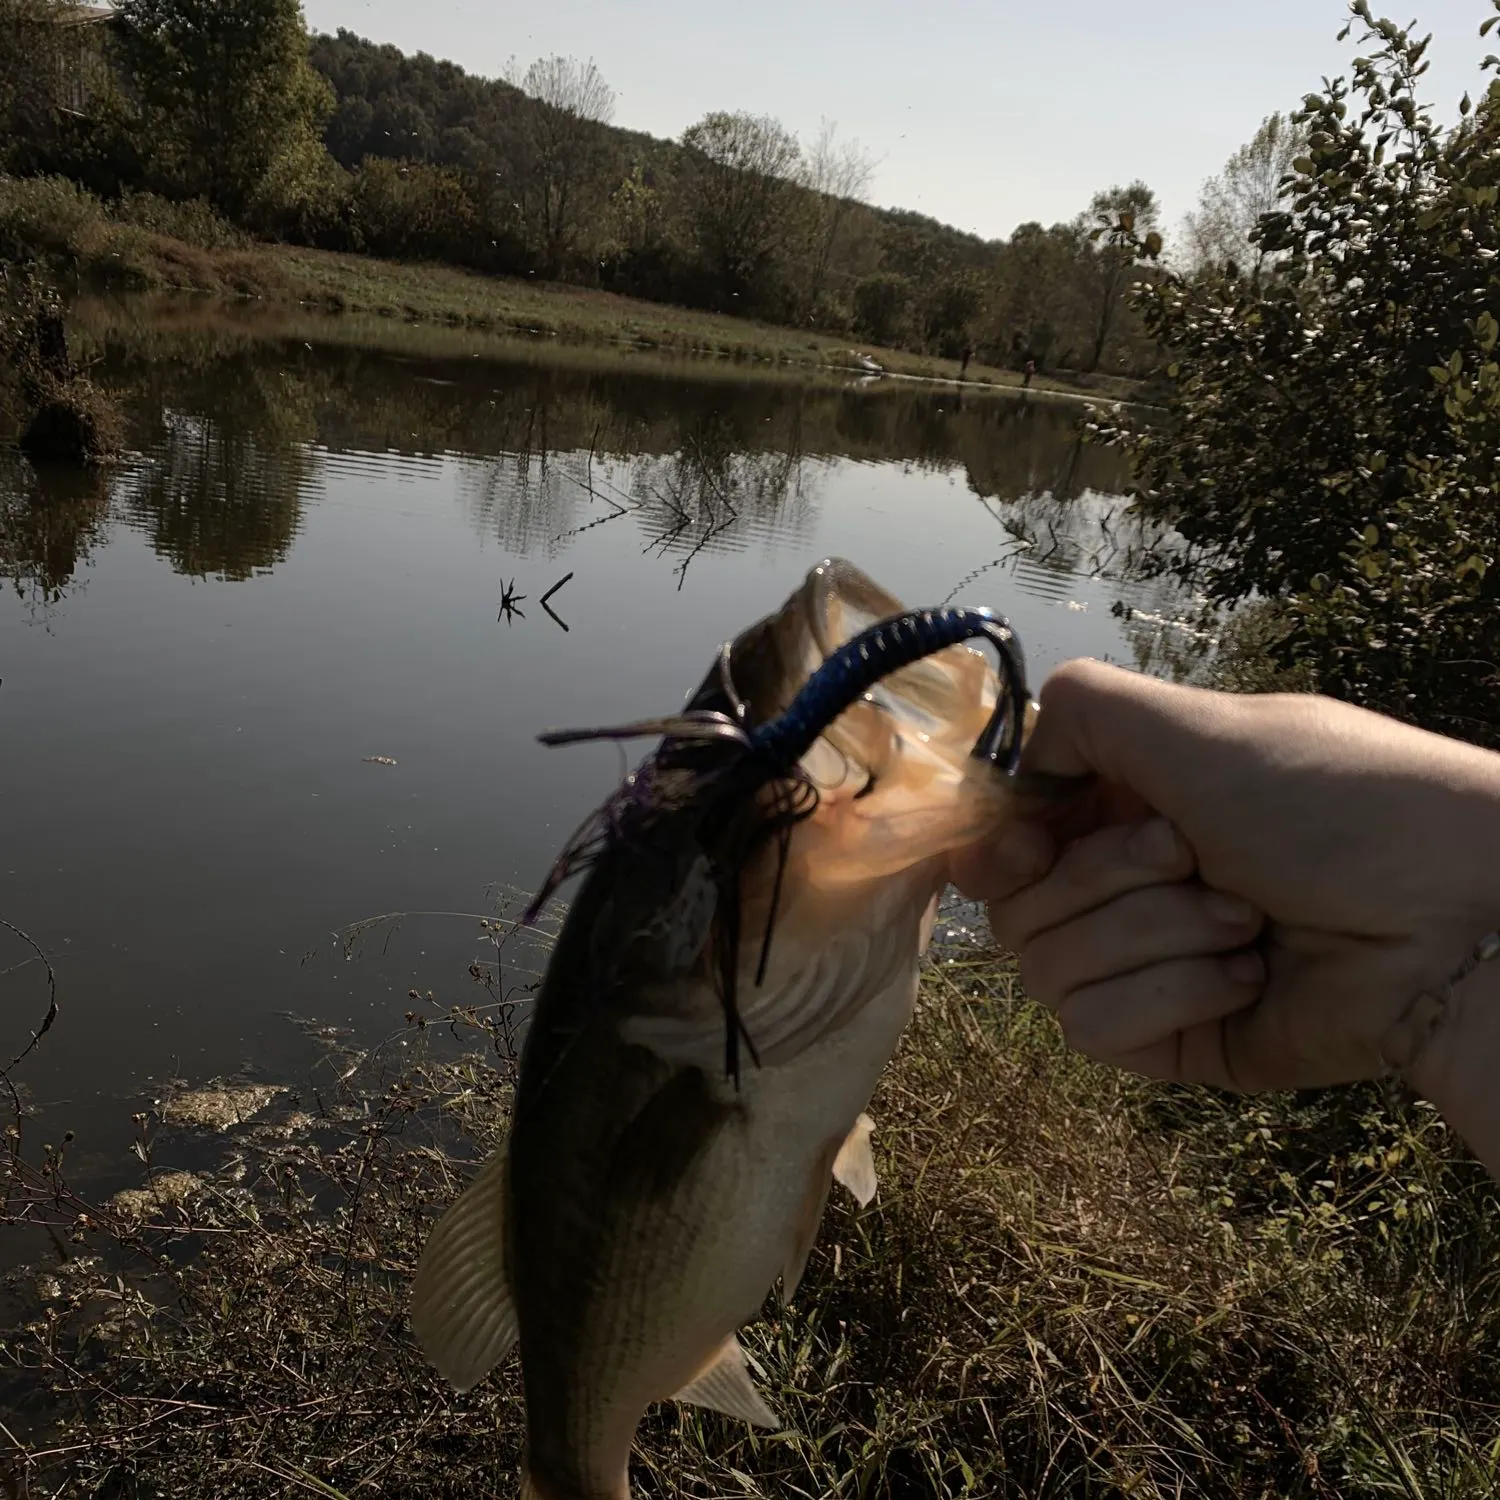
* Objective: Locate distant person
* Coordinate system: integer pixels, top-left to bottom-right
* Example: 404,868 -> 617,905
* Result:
1023,358 -> 1037,389
952,659 -> 1500,1182
959,346 -> 973,381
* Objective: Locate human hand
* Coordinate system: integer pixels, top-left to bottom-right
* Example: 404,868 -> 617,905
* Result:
954,659 -> 1500,1096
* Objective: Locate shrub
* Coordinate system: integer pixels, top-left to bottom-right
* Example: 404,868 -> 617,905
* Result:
113,190 -> 249,251
1102,1 -> 1500,746
0,173 -> 108,264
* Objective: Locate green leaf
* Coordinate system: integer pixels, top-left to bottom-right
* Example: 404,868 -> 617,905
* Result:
1430,365 -> 1452,385
1292,155 -> 1316,174
1478,311 -> 1499,352
1362,524 -> 1380,547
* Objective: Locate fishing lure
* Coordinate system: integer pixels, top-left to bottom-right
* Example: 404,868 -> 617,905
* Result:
526,598 -> 1034,1081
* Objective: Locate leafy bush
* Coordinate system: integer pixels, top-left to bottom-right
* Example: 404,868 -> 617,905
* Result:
113,190 -> 249,250
1105,1 -> 1500,745
0,266 -> 122,464
0,174 -> 108,264
344,157 -> 490,266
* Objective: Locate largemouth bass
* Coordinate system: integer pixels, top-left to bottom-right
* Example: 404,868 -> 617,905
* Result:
411,558 -> 1049,1500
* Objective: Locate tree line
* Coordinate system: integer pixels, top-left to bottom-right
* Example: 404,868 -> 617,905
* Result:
0,0 -> 1179,376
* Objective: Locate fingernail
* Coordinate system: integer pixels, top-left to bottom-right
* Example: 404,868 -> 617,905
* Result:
1224,950 -> 1265,985
1207,892 -> 1256,927
1128,818 -> 1180,870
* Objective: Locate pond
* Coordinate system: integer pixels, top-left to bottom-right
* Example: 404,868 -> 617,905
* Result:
0,316 -> 1186,1209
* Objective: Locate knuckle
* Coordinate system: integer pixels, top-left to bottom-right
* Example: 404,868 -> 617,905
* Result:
1016,950 -> 1060,1008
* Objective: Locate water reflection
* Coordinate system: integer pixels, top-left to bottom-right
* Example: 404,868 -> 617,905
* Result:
113,358 -> 323,581
2,322 -> 1183,1205
0,451 -> 112,616
74,335 -> 1138,589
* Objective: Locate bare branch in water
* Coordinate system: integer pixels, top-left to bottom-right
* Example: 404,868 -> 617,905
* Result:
1,916 -> 58,1078
540,571 -> 574,630
539,572 -> 573,607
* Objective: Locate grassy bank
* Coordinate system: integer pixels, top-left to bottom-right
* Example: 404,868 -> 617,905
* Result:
4,931 -> 1496,1499
0,175 -> 1150,403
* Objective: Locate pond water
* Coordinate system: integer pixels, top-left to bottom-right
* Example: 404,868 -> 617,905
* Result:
0,320 -> 1186,1205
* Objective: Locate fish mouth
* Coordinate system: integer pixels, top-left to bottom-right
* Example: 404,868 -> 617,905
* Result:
694,557 -> 1007,758
685,559 -> 1022,872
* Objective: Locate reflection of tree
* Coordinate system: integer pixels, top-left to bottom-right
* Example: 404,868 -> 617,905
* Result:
116,361 -> 321,581
625,410 -> 817,587
458,387 -> 594,560
958,400 -> 1130,512
0,451 -> 113,616
457,385 -> 820,576
81,330 -> 1146,593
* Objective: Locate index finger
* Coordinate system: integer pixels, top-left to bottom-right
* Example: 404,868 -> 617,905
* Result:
1020,659 -> 1240,836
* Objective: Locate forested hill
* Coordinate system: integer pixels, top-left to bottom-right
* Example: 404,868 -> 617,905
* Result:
305,29 -> 1158,375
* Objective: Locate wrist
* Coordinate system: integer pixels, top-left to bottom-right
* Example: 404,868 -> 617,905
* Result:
1409,936 -> 1500,1174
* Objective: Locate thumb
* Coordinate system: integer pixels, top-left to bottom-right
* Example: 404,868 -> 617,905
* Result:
1021,659 -> 1240,829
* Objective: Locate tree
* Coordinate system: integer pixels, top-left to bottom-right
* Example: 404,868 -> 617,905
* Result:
0,0 -> 67,165
1107,0 -> 1500,746
852,272 -> 912,347
1184,112 -> 1304,280
797,118 -> 876,317
118,0 -> 333,217
513,55 -> 614,273
680,110 -> 801,306
1080,181 -> 1161,372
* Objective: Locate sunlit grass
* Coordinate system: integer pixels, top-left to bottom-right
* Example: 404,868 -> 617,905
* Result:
1,174 -> 1147,403
5,940 -> 1496,1499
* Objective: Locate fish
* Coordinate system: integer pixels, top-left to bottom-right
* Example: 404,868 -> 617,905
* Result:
410,557 -> 1051,1500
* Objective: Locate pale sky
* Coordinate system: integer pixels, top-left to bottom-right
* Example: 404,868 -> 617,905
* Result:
301,0 -> 1492,243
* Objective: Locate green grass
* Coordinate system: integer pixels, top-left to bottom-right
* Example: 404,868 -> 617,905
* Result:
4,931 -> 1498,1499
1,174 -> 1151,404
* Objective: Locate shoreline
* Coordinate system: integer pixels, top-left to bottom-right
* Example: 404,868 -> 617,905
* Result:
10,230 -> 1157,405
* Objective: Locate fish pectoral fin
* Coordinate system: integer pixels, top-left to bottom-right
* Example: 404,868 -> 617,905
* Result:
832,1112 -> 878,1207
673,1335 -> 779,1429
409,1151 -> 518,1393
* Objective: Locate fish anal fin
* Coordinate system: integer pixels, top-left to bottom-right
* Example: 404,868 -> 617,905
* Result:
409,1151 -> 518,1393
833,1112 -> 878,1207
673,1335 -> 779,1429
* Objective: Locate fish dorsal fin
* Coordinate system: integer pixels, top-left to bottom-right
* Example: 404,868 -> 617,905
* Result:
832,1112 -> 878,1207
673,1335 -> 779,1429
409,1151 -> 518,1393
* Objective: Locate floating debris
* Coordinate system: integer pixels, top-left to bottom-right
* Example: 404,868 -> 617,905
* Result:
362,755 -> 398,766
159,1083 -> 284,1132
110,1171 -> 205,1221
